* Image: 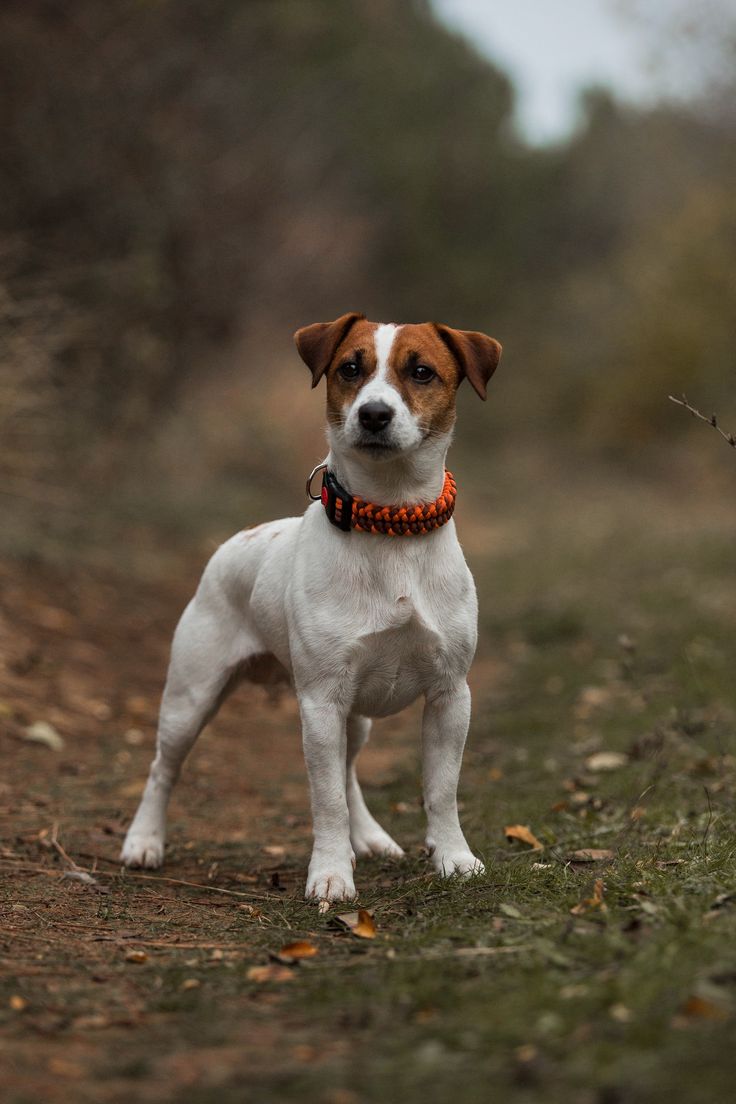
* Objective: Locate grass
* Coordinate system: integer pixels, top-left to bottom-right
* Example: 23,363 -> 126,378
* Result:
3,458 -> 736,1103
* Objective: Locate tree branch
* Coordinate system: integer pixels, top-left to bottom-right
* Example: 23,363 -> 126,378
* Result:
668,393 -> 736,450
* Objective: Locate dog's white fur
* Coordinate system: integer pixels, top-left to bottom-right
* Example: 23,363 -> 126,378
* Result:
121,321 -> 485,900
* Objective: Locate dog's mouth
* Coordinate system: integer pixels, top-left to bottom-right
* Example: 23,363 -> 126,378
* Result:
353,437 -> 402,457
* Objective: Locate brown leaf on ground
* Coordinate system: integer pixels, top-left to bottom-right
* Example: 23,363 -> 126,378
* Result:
335,909 -> 377,939
678,995 -> 728,1022
273,940 -> 319,964
237,903 -> 263,918
247,964 -> 295,984
9,995 -> 27,1011
504,824 -> 544,851
125,950 -> 148,964
569,849 -> 614,862
570,878 -> 607,915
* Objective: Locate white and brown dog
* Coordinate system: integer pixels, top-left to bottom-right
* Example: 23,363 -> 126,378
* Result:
121,313 -> 502,901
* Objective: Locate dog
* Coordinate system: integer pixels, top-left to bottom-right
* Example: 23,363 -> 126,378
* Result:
121,313 -> 502,901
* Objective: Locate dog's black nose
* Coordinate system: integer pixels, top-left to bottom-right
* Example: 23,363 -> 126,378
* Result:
358,401 -> 394,433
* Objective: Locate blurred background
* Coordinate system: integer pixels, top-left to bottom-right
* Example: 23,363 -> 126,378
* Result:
1,0 -> 735,572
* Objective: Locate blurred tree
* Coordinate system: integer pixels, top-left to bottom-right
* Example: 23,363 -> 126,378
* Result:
1,0 -> 734,555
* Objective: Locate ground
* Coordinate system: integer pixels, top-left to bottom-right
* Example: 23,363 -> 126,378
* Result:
2,458 -> 736,1104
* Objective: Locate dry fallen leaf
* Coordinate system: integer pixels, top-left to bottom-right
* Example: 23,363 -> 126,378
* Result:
262,845 -> 286,859
125,950 -> 148,964
488,767 -> 504,782
180,978 -> 201,991
504,824 -> 544,851
247,964 -> 295,984
585,751 -> 628,772
23,721 -> 64,752
9,995 -> 27,1012
335,909 -> 377,939
274,940 -> 319,964
570,878 -> 607,916
678,995 -> 728,1021
569,849 -> 614,863
237,903 -> 263,918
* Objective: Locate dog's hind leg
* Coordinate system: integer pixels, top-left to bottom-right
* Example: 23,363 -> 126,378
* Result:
346,715 -> 404,859
120,589 -> 257,869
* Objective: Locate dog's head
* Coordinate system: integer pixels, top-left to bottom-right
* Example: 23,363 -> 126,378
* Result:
294,314 -> 502,460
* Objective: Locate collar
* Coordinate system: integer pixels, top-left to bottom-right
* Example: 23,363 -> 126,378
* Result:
306,464 -> 456,536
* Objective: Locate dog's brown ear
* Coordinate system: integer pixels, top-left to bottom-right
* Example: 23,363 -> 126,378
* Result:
294,312 -> 365,388
433,324 -> 502,400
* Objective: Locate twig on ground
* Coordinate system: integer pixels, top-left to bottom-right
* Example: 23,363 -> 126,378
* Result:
0,856 -> 275,902
49,822 -> 84,872
669,394 -> 736,450
116,869 -> 278,901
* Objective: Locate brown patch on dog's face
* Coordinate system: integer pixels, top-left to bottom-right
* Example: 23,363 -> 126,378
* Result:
383,324 -> 463,436
323,319 -> 380,428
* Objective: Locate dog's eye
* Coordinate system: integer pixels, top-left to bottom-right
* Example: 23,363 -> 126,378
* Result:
338,361 -> 360,381
411,364 -> 435,383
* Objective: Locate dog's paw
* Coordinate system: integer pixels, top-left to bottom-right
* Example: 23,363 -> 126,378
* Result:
351,826 -> 405,860
305,867 -> 356,902
432,850 -> 485,878
120,831 -> 165,869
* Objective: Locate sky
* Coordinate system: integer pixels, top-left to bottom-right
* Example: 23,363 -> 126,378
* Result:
431,0 -> 696,145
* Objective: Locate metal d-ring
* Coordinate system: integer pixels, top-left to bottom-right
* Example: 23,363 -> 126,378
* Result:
305,461 -> 328,501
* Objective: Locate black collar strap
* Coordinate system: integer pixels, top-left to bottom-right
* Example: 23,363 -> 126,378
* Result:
317,468 -> 457,537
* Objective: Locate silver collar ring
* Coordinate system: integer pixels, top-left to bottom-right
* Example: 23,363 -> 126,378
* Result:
305,461 -> 328,501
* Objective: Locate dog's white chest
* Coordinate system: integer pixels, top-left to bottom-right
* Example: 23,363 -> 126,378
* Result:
282,517 -> 478,716
348,595 -> 445,716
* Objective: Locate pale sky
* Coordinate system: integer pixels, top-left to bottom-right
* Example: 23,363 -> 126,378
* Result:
431,0 -> 699,144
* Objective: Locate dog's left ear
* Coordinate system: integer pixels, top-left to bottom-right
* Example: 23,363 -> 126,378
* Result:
433,324 -> 502,401
294,312 -> 365,388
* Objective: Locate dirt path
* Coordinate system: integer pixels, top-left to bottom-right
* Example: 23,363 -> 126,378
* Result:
0,555 -> 431,1102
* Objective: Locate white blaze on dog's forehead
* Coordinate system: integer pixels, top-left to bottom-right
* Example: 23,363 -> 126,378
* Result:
373,323 -> 400,379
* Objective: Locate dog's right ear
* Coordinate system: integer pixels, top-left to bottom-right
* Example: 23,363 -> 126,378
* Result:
294,312 -> 365,388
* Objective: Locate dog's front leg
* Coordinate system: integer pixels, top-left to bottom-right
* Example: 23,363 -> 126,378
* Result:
422,682 -> 484,878
299,695 -> 356,902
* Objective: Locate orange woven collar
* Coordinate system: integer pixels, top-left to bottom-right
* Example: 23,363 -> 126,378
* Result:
317,468 -> 456,536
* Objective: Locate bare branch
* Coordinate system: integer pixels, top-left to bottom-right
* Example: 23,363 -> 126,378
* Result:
668,393 -> 736,450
